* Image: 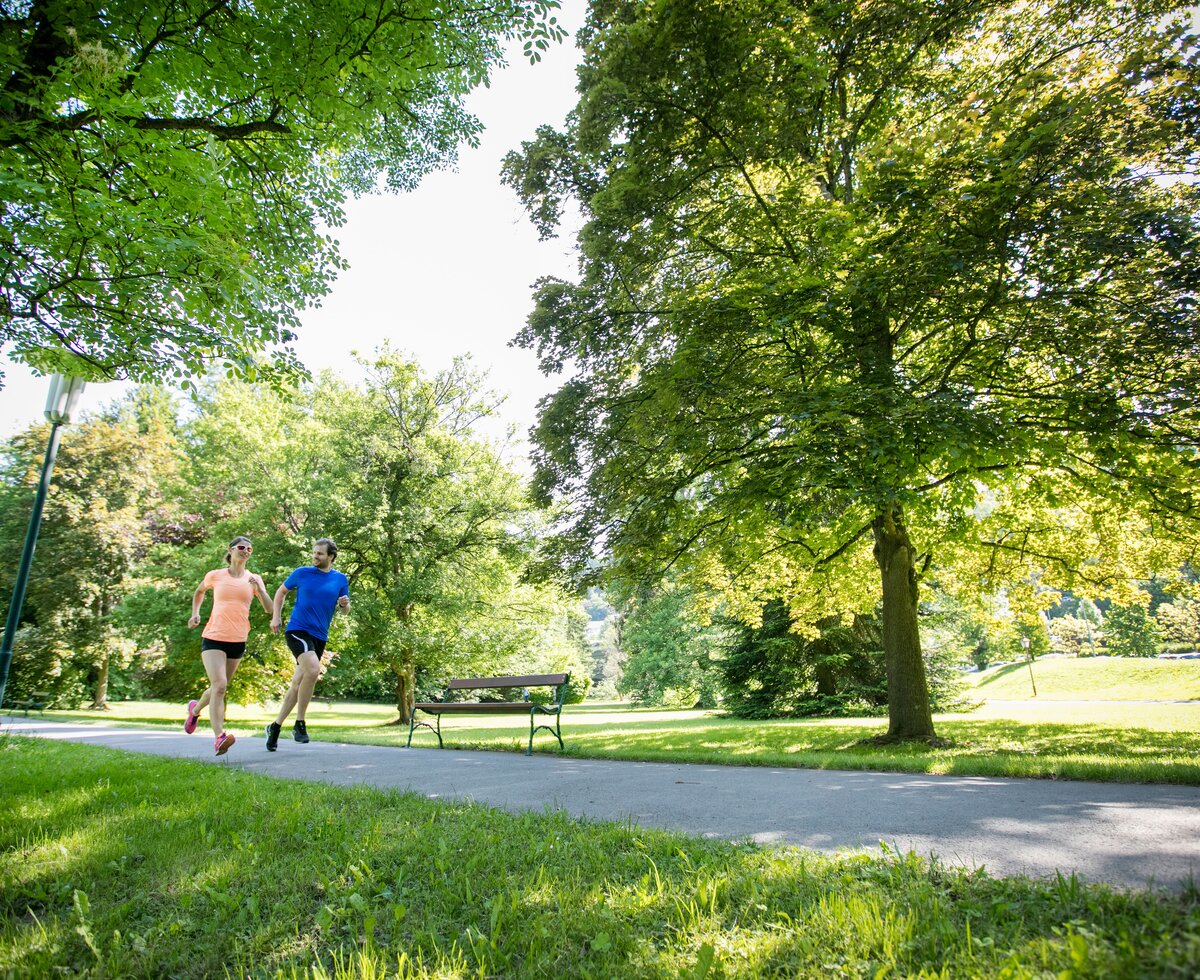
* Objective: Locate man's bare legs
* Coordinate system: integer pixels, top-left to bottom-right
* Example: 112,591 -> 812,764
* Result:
274,651 -> 320,727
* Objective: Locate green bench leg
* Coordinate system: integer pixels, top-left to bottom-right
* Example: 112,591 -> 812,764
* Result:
406,712 -> 443,748
528,711 -> 565,755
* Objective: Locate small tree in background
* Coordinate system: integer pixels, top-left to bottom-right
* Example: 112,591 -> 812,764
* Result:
1155,598 -> 1200,651
1103,603 -> 1163,658
617,585 -> 724,708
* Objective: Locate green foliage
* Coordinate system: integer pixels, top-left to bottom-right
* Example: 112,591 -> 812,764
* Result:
719,601 -> 885,718
504,0 -> 1200,740
1049,615 -> 1102,657
133,352 -> 579,714
1103,603 -> 1163,658
0,403 -> 185,705
4,739 -> 1199,977
616,585 -> 724,708
1,357 -> 577,714
0,0 -> 565,386
920,589 -> 992,670
1155,597 -> 1200,650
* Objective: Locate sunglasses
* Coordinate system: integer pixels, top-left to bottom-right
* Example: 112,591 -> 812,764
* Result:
233,544 -> 253,553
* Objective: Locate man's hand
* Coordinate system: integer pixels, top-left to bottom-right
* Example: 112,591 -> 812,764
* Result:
337,596 -> 350,613
271,617 -> 282,634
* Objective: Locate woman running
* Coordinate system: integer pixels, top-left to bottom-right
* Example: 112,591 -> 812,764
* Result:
185,535 -> 272,755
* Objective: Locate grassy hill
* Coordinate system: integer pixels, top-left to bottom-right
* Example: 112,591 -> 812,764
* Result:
972,655 -> 1200,700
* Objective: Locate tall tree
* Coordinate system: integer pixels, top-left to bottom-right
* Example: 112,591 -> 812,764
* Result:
161,355 -> 575,721
0,0 -> 565,385
306,353 -> 564,721
504,0 -> 1200,738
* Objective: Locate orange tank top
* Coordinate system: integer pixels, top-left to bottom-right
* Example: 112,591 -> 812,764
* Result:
202,568 -> 256,642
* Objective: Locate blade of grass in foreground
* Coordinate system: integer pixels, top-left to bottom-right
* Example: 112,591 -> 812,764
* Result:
1,737 -> 1197,978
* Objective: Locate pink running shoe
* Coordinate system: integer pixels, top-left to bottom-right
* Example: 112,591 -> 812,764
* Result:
184,700 -> 200,735
214,732 -> 236,756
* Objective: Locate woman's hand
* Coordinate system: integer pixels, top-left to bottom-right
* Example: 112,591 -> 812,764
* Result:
188,613 -> 200,629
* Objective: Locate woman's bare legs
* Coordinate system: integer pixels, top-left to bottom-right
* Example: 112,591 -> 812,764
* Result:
200,649 -> 242,736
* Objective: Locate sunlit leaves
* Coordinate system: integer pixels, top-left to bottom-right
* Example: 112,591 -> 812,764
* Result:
0,0 -> 566,386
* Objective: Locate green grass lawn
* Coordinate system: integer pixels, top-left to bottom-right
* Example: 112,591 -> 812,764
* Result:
971,655 -> 1200,700
25,693 -> 1200,785
15,656 -> 1200,785
1,738 -> 1196,979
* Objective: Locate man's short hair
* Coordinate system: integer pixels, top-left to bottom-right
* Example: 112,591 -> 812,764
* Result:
315,537 -> 338,559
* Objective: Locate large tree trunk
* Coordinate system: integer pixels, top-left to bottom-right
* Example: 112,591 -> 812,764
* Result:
872,507 -> 936,740
393,603 -> 417,723
814,661 -> 837,697
89,652 -> 110,710
393,657 -> 416,724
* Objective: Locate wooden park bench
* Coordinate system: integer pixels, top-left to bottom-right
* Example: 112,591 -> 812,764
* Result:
7,691 -> 50,716
407,673 -> 570,755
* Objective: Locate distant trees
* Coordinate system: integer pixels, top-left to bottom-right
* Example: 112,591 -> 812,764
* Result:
0,393 -> 185,706
1,356 -> 589,711
617,585 -> 725,708
1103,604 -> 1163,659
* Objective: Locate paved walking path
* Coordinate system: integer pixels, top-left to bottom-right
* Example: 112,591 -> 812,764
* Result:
6,717 -> 1199,891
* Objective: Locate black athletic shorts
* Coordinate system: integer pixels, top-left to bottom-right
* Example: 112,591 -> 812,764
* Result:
285,630 -> 326,659
201,637 -> 246,660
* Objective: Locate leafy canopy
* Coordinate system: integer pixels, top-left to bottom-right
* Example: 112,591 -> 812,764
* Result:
1,0 -> 566,386
504,0 -> 1200,624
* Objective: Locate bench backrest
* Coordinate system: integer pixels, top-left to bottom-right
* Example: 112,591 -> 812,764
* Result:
448,673 -> 568,691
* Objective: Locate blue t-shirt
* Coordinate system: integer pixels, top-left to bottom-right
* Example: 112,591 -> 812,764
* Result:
283,566 -> 350,641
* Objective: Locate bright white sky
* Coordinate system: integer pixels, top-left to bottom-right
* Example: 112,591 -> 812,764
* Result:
0,0 -> 587,462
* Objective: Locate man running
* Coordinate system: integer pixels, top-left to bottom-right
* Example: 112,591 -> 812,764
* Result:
266,538 -> 350,750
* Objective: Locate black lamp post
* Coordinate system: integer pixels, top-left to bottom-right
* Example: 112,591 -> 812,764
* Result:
0,374 -> 87,709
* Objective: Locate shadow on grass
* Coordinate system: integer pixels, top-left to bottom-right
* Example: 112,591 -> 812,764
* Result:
2,738 -> 1198,978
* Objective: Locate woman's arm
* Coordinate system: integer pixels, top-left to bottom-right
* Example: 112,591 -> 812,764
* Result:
252,575 -> 273,616
188,580 -> 209,629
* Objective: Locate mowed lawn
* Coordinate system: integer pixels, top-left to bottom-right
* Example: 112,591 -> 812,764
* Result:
2,738 -> 1198,979
3,659 -> 1199,976
20,657 -> 1200,784
971,654 -> 1200,701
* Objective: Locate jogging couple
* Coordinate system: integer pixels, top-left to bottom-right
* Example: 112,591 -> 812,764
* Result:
185,536 -> 350,755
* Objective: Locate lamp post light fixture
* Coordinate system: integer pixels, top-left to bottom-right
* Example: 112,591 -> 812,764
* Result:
1020,635 -> 1037,698
0,374 -> 87,709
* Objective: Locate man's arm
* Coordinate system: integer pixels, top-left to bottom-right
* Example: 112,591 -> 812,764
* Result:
271,584 -> 292,634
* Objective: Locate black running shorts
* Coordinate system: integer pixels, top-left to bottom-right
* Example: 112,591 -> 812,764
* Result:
285,630 -> 326,659
201,637 -> 246,660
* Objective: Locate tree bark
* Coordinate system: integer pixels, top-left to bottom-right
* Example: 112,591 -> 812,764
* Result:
392,654 -> 417,724
872,507 -> 936,740
89,652 -> 110,710
814,661 -> 837,697
393,670 -> 409,724
392,603 -> 417,723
